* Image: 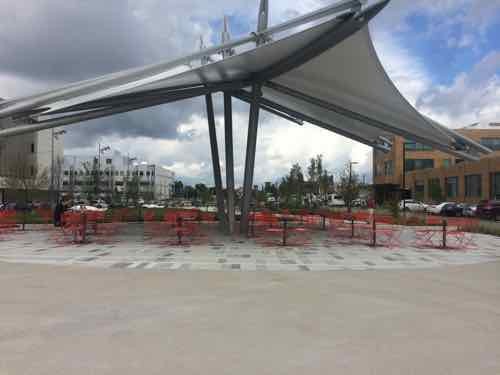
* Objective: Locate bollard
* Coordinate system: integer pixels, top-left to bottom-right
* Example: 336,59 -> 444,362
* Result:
442,218 -> 447,248
372,217 -> 377,247
351,215 -> 355,238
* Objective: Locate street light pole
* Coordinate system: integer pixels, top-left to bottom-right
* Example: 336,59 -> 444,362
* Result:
50,129 -> 66,206
402,141 -> 407,212
97,143 -> 110,200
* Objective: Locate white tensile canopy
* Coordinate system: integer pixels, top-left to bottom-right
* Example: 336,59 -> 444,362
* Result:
0,0 -> 491,233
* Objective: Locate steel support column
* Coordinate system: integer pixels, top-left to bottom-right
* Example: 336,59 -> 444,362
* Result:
205,94 -> 226,229
224,93 -> 236,235
240,84 -> 262,235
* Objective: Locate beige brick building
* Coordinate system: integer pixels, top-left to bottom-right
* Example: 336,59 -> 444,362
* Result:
373,124 -> 500,204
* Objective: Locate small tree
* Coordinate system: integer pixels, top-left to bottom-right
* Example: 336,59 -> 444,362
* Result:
81,160 -> 98,202
126,174 -> 141,206
428,179 -> 443,203
336,162 -> 361,213
3,155 -> 49,229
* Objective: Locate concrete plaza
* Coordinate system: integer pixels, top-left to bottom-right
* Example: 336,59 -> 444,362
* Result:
1,223 -> 500,271
1,225 -> 500,374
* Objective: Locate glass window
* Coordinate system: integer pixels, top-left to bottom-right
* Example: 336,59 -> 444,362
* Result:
480,138 -> 500,151
446,177 -> 459,198
465,175 -> 482,197
405,159 -> 434,171
384,160 -> 393,176
404,140 -> 433,151
64,170 -> 69,176
140,171 -> 144,177
30,143 -> 35,153
106,158 -> 112,165
442,159 -> 451,168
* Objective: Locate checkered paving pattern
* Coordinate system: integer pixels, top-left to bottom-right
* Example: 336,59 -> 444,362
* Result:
1,224 -> 499,271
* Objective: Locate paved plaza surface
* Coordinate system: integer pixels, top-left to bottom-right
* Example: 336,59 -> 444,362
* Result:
1,223 -> 500,271
1,260 -> 499,374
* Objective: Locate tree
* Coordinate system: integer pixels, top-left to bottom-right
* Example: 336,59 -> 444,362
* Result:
81,159 -> 99,202
3,154 -> 49,229
125,173 -> 141,206
183,185 -> 195,200
307,154 -> 334,205
428,179 -> 443,203
337,162 -> 361,212
195,183 -> 211,206
173,180 -> 184,198
279,163 -> 304,208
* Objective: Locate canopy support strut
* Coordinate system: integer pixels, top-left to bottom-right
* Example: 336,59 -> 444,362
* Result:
224,93 -> 236,235
240,83 -> 262,236
205,94 -> 227,229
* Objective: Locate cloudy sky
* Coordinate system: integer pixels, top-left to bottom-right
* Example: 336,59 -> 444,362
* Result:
1,0 -> 499,185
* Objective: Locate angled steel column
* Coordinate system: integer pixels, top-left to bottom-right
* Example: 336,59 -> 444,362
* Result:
224,93 -> 236,235
205,94 -> 226,229
240,83 -> 262,235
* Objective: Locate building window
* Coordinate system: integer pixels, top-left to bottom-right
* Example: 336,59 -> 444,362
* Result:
445,177 -> 459,198
405,159 -> 434,171
106,158 -> 112,165
140,171 -> 144,177
404,140 -> 433,151
30,166 -> 35,176
442,159 -> 451,168
64,170 -> 69,176
480,138 -> 500,151
384,160 -> 393,176
465,175 -> 482,198
120,171 -> 124,176
30,143 -> 35,153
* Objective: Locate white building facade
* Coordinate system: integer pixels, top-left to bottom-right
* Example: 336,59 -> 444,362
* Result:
61,150 -> 175,202
0,114 -> 64,198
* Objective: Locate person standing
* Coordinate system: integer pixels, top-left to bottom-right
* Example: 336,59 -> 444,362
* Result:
53,199 -> 64,227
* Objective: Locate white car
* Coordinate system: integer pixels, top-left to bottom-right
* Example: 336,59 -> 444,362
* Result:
142,203 -> 164,209
328,194 -> 345,207
399,200 -> 426,212
426,202 -> 455,215
69,205 -> 107,212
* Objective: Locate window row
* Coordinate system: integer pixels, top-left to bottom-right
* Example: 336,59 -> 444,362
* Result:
63,170 -> 155,177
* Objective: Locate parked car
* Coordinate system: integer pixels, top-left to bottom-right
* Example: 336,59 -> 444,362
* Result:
441,203 -> 463,217
399,199 -> 427,212
476,200 -> 500,221
69,205 -> 107,212
353,198 -> 368,208
327,194 -> 345,207
142,203 -> 164,209
426,202 -> 455,215
462,204 -> 477,217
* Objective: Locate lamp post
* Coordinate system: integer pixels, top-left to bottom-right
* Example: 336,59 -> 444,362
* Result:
402,141 -> 407,212
126,156 -> 137,205
50,129 -> 66,206
348,161 -> 358,213
97,143 -> 110,200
